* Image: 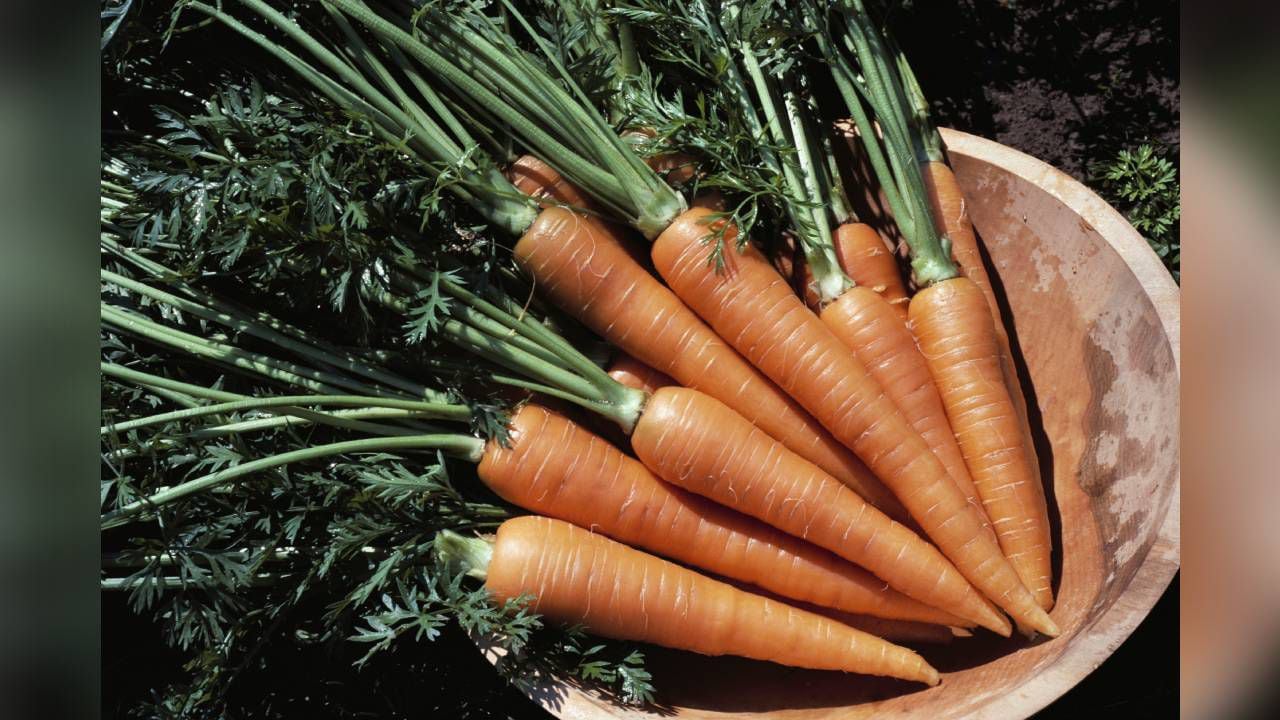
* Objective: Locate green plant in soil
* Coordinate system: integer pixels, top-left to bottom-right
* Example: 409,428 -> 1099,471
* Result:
1093,143 -> 1181,281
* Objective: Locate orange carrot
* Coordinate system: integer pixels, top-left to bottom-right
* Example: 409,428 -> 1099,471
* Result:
621,128 -> 700,188
510,147 -> 698,209
630,386 -> 1010,635
833,222 -> 910,320
479,404 -> 967,627
513,206 -> 908,520
606,353 -> 675,395
507,154 -> 597,209
460,516 -> 941,684
922,161 -> 1052,610
650,207 -> 1057,637
819,275 -> 996,545
909,278 -> 1054,610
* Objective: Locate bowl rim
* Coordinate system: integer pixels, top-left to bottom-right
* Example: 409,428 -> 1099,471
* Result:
938,127 -> 1180,719
485,130 -> 1182,720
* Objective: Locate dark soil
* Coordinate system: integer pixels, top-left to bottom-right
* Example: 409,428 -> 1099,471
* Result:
891,0 -> 1179,181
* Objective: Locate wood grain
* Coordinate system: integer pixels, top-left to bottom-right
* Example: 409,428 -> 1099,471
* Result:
476,129 -> 1181,720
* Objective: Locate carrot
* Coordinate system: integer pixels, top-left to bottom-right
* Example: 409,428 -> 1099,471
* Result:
509,148 -> 699,210
606,352 -> 675,395
622,129 -> 700,189
507,154 -> 597,210
818,273 -> 996,545
909,278 -> 1054,610
800,4 -> 1059,626
630,385 -> 1010,635
921,162 -> 1052,605
479,403 -> 967,627
651,207 -> 1057,637
833,222 -> 910,321
442,516 -> 941,685
513,206 -> 908,520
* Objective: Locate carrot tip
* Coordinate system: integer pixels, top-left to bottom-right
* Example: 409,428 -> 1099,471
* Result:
1039,614 -> 1062,638
1014,612 -> 1060,640
979,610 -> 1013,637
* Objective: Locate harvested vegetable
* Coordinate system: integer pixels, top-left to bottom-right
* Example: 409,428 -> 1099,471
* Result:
100,232 -> 981,631
831,223 -> 911,320
614,0 -> 1052,635
606,352 -> 675,394
439,516 -> 942,685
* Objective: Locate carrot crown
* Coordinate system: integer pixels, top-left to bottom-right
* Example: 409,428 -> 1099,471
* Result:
434,529 -> 494,581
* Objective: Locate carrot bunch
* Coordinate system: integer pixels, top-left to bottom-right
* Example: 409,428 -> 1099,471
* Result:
127,0 -> 1071,698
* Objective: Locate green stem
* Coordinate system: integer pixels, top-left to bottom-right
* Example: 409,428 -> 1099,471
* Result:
101,573 -> 282,591
329,1 -> 623,207
782,89 -> 851,304
101,362 -> 242,402
190,0 -> 430,163
737,38 -> 848,304
100,264 -> 436,401
188,0 -> 538,236
138,383 -> 204,410
101,304 -> 354,396
489,374 -> 641,434
893,44 -> 944,162
494,0 -> 679,225
831,0 -> 957,286
102,395 -> 470,436
189,407 -> 456,439
324,4 -> 459,157
103,240 -> 437,400
439,320 -> 606,405
102,364 -> 451,439
371,264 -> 644,431
102,434 -> 485,529
616,20 -> 640,77
333,0 -> 684,237
433,529 -> 492,581
429,271 -> 615,391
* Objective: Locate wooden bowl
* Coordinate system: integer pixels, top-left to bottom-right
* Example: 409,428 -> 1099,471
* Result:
479,129 -> 1181,719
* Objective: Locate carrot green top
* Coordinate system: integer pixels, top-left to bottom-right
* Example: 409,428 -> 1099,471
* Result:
187,0 -> 687,240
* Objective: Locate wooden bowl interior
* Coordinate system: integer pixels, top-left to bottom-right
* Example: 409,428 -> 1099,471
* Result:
485,130 -> 1180,720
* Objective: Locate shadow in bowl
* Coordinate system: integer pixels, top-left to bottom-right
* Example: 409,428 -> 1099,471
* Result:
644,648 -> 933,713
